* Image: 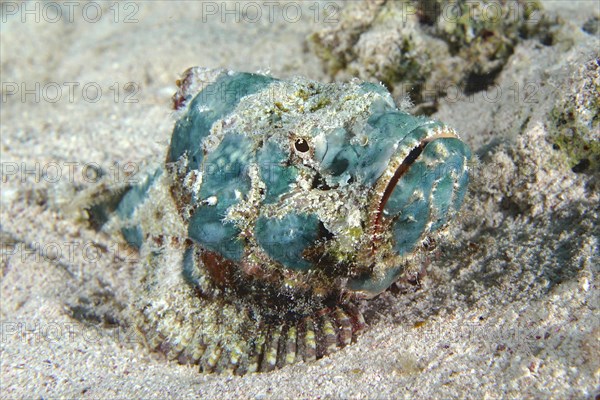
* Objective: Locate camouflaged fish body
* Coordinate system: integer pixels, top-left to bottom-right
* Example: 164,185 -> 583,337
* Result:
97,68 -> 471,374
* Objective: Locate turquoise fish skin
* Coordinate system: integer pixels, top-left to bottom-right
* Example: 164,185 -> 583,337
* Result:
93,68 -> 471,374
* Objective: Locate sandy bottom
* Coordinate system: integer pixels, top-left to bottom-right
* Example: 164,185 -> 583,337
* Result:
1,1 -> 598,398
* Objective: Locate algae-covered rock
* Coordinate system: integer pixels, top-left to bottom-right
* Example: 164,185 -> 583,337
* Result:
309,0 -> 558,111
549,58 -> 600,173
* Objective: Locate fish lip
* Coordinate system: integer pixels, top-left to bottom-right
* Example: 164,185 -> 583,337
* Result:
369,129 -> 461,236
372,142 -> 427,233
348,128 -> 463,297
346,125 -> 459,299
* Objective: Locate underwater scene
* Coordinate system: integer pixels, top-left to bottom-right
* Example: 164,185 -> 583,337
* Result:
1,1 -> 598,398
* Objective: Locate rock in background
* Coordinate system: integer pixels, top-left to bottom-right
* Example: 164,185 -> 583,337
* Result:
309,1 -> 556,109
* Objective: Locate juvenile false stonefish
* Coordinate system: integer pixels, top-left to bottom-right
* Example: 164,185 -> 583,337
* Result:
85,68 -> 471,375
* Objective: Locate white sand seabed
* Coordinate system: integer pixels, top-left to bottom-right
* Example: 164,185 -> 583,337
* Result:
1,1 -> 598,398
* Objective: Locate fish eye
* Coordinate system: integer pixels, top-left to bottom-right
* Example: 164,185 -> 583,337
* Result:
294,138 -> 310,153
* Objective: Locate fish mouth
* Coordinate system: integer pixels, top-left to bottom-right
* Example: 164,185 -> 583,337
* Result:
347,127 -> 470,298
372,131 -> 463,231
371,140 -> 428,233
